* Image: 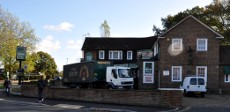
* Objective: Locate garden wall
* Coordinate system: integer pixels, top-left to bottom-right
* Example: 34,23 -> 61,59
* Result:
21,85 -> 182,108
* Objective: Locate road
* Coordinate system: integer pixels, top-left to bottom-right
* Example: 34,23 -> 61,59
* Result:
0,92 -> 172,112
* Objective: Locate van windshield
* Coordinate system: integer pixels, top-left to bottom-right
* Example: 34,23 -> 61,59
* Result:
118,69 -> 133,78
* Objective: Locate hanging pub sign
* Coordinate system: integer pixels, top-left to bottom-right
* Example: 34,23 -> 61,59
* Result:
16,46 -> 27,60
143,62 -> 154,83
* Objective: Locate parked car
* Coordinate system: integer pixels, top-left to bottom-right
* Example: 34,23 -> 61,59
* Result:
180,75 -> 207,98
54,76 -> 62,81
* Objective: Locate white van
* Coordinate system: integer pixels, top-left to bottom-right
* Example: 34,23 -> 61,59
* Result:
180,75 -> 207,97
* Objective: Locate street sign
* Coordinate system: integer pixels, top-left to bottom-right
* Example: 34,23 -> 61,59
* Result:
16,46 -> 27,60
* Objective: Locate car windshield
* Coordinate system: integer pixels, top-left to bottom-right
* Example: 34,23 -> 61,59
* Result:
118,69 -> 133,78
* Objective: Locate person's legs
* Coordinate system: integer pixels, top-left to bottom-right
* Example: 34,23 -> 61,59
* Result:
38,88 -> 43,101
6,88 -> 10,97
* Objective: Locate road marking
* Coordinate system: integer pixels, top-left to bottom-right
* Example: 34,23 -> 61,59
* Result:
0,98 -> 49,106
53,104 -> 84,109
159,107 -> 179,112
90,107 -> 137,112
178,107 -> 191,112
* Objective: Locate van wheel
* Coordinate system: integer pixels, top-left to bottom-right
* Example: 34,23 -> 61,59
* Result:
201,92 -> 205,98
183,90 -> 188,97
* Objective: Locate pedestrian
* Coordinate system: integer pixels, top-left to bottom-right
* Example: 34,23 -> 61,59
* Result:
37,76 -> 46,103
4,77 -> 12,97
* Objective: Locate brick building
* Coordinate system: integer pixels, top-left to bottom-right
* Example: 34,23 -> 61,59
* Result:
156,15 -> 224,91
81,15 -> 228,91
81,37 -> 157,89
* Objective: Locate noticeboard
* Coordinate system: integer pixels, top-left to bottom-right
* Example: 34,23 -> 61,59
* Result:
16,46 -> 27,60
143,62 -> 154,83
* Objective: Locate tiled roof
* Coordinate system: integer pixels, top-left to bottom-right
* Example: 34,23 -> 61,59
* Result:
81,36 -> 157,50
220,46 -> 230,65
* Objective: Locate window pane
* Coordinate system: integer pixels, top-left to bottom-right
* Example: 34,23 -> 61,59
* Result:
99,51 -> 104,59
190,78 -> 197,85
197,39 -> 207,51
198,68 -> 205,77
114,52 -> 118,59
109,52 -> 112,59
127,51 -> 132,59
119,51 -> 122,59
172,39 -> 182,50
172,67 -> 181,81
109,51 -> 122,59
198,78 -> 205,85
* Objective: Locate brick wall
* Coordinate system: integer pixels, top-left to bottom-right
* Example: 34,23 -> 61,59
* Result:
21,85 -> 182,108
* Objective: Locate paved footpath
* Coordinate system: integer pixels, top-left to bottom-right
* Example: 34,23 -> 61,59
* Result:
183,94 -> 230,107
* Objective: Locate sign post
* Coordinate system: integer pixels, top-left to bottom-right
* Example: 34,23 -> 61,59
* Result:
16,46 -> 27,85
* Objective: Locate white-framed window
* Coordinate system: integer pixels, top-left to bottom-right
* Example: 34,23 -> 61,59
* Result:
172,38 -> 182,51
98,50 -> 104,59
171,66 -> 182,82
109,51 -> 122,60
127,51 -> 132,60
197,39 -> 208,51
225,74 -> 230,82
196,66 -> 207,81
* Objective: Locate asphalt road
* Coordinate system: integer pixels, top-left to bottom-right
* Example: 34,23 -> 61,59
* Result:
0,92 -> 172,112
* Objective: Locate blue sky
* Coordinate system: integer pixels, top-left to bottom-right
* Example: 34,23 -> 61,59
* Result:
0,0 -> 213,71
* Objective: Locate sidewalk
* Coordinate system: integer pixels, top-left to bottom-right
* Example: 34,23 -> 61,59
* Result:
183,94 -> 230,108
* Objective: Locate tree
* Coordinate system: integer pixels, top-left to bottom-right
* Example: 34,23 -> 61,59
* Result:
0,6 -> 38,78
100,20 -> 110,37
153,1 -> 230,44
34,51 -> 58,77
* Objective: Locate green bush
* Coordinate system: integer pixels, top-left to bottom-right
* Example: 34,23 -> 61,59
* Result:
0,84 -> 4,89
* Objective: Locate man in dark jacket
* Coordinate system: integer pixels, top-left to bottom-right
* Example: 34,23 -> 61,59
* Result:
37,76 -> 46,103
4,77 -> 12,97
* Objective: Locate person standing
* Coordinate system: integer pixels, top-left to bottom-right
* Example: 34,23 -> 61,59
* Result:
37,76 -> 46,103
4,77 -> 12,97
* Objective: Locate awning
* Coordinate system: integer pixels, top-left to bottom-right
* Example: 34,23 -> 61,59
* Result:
224,66 -> 230,74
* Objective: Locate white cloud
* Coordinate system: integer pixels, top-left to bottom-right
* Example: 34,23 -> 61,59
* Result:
66,39 -> 83,50
36,35 -> 61,53
64,39 -> 83,65
44,22 -> 74,31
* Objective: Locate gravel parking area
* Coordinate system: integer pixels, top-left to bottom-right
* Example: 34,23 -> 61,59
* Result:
183,94 -> 230,108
